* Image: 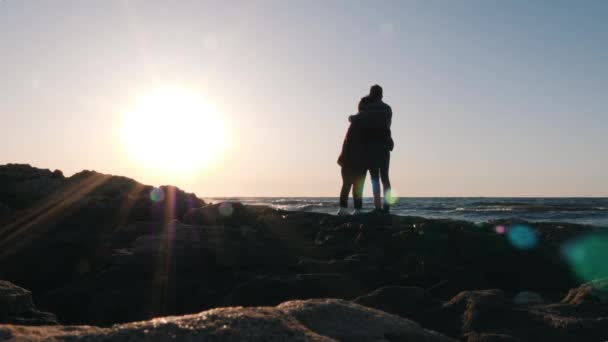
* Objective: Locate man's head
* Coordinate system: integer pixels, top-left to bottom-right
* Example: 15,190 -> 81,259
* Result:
369,84 -> 383,101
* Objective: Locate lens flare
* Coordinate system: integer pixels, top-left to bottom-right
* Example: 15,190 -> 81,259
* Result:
385,189 -> 399,206
562,235 -> 608,282
495,225 -> 506,234
507,225 -> 537,250
218,202 -> 234,217
150,187 -> 165,202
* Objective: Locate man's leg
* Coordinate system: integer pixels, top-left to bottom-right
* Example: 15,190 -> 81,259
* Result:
380,153 -> 392,211
352,169 -> 366,210
369,168 -> 382,209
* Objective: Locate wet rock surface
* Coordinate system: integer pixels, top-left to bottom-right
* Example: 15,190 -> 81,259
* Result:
1,164 -> 608,341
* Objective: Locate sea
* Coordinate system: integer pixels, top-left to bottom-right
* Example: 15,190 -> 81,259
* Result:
205,197 -> 608,227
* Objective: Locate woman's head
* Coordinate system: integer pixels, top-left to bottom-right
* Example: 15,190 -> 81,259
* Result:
358,96 -> 372,112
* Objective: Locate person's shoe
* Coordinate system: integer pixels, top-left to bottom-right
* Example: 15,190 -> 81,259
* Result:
381,205 -> 390,214
352,209 -> 364,215
336,207 -> 350,216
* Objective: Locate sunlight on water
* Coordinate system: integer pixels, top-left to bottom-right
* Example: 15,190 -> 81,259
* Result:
562,235 -> 608,282
507,225 -> 537,250
205,198 -> 608,226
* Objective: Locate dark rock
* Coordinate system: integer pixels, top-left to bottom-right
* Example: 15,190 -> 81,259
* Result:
0,164 -> 65,209
279,299 -> 455,342
439,289 -> 561,341
561,278 -> 608,307
0,298 -> 455,342
183,204 -> 219,225
464,332 -> 523,342
0,280 -> 57,325
0,165 -> 204,302
0,202 -> 10,219
2,164 -> 608,341
50,169 -> 63,179
513,291 -> 543,305
354,286 -> 441,326
221,273 -> 368,307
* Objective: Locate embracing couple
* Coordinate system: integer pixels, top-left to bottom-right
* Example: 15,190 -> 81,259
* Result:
337,84 -> 393,215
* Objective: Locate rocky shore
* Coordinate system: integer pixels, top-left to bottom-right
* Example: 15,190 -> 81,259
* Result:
1,164 -> 607,341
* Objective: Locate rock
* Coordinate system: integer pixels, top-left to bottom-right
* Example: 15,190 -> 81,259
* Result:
354,286 -> 441,326
0,307 -> 332,342
0,166 -> 204,299
0,299 -> 453,342
441,289 -> 558,341
50,169 -> 63,179
3,164 -> 608,341
0,202 -> 10,219
561,278 -> 608,306
221,274 -> 368,307
0,164 -> 65,209
0,281 -> 57,325
513,291 -> 543,305
278,299 -> 455,342
0,164 -> 203,220
183,204 -> 219,225
464,332 -> 523,342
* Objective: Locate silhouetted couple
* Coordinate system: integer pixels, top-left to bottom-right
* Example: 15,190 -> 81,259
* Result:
337,84 -> 393,215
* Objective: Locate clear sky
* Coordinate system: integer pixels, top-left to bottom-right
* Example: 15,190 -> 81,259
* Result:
1,1 -> 606,197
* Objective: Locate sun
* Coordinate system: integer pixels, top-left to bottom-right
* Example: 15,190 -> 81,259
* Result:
122,87 -> 225,174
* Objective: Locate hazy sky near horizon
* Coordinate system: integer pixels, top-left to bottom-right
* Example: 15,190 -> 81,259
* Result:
1,1 -> 607,197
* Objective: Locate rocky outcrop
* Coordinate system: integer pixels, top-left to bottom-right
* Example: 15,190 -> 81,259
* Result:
0,164 -> 204,304
0,281 -> 57,325
354,286 -> 441,328
351,284 -> 608,341
2,164 -> 608,341
0,299 -> 455,342
560,278 -> 608,307
0,163 -> 203,219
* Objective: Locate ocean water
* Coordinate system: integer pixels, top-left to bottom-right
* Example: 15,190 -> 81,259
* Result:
206,197 -> 608,227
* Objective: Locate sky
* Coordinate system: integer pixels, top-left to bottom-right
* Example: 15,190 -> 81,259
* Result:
1,1 -> 607,197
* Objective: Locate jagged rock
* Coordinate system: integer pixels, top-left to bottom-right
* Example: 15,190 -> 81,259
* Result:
561,278 -> 608,306
464,332 -> 523,342
278,299 -> 455,342
354,286 -> 441,326
513,291 -> 543,305
0,202 -> 10,219
183,204 -> 219,225
440,289 -> 561,341
0,165 -> 204,294
183,202 -> 256,226
221,274 -> 368,307
2,164 -> 608,341
0,281 -> 57,325
0,299 -> 454,342
0,164 -> 65,209
0,164 -> 203,220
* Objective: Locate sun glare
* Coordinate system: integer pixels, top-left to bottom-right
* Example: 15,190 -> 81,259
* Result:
123,87 -> 225,175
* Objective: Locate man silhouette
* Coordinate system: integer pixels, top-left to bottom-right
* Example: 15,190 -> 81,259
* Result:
350,85 -> 393,213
